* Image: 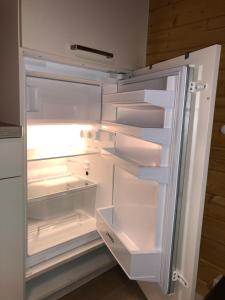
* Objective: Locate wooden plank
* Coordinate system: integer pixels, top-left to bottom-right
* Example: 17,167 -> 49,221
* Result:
209,157 -> 225,172
196,278 -> 210,297
213,107 -> 225,122
207,170 -> 225,197
149,24 -> 225,54
211,122 -> 225,147
207,15 -> 225,31
204,193 -> 225,221
201,215 -> 225,245
200,237 -> 225,269
197,258 -> 224,287
209,146 -> 225,172
215,96 -> 225,108
149,0 -> 182,12
149,2 -> 225,32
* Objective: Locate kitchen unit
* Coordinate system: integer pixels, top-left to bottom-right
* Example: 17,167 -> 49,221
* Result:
0,1 -> 221,300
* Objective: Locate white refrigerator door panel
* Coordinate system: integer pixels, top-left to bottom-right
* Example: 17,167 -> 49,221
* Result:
137,45 -> 221,300
99,65 -> 189,290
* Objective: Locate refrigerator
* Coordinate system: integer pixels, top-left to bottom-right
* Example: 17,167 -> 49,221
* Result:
24,45 -> 220,300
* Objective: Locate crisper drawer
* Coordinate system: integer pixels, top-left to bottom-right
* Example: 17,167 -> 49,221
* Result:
0,139 -> 23,179
96,207 -> 161,282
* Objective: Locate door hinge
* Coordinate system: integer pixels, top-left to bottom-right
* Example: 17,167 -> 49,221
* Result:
172,271 -> 188,288
188,81 -> 207,93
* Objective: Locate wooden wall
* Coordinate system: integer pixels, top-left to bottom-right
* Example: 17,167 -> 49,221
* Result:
146,0 -> 225,297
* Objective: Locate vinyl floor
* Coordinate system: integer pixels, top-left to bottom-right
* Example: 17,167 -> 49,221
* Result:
59,266 -> 147,300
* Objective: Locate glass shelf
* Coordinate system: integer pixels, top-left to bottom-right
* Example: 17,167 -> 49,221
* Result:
28,175 -> 97,201
27,149 -> 99,162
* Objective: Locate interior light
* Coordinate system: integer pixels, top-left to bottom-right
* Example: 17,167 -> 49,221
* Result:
27,124 -> 93,159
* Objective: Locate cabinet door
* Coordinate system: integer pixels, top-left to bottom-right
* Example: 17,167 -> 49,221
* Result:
0,139 -> 23,179
21,0 -> 149,70
0,177 -> 24,300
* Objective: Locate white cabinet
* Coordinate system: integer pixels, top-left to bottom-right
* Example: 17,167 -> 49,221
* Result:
0,177 -> 24,300
0,139 -> 23,179
21,0 -> 149,70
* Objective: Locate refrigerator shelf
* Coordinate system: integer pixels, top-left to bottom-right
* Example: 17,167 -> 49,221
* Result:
103,89 -> 175,109
27,210 -> 98,267
27,149 -> 99,162
26,239 -> 104,280
101,148 -> 169,183
28,175 -> 97,202
101,121 -> 171,144
96,206 -> 161,281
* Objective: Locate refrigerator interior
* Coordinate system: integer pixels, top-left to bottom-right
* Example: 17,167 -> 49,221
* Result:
25,59 -> 116,268
24,57 -> 188,293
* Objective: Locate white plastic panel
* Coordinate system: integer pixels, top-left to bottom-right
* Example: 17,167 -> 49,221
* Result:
26,76 -> 101,122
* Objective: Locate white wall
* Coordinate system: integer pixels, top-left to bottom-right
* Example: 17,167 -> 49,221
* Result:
21,0 -> 149,70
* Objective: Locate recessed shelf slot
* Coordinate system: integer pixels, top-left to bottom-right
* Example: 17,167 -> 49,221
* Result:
101,121 -> 171,144
101,148 -> 169,183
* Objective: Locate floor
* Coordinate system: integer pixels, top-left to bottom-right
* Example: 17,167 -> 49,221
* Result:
59,266 -> 147,300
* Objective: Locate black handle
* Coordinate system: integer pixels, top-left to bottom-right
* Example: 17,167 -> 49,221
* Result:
106,232 -> 114,243
70,44 -> 114,59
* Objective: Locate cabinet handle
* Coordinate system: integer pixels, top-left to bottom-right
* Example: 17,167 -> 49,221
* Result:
106,232 -> 114,243
70,44 -> 114,59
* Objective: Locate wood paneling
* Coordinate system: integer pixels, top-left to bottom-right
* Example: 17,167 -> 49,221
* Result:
147,0 -> 225,297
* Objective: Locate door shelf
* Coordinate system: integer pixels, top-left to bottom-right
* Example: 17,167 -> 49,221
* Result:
101,121 -> 171,144
103,90 -> 175,109
96,206 -> 161,281
101,148 -> 169,183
